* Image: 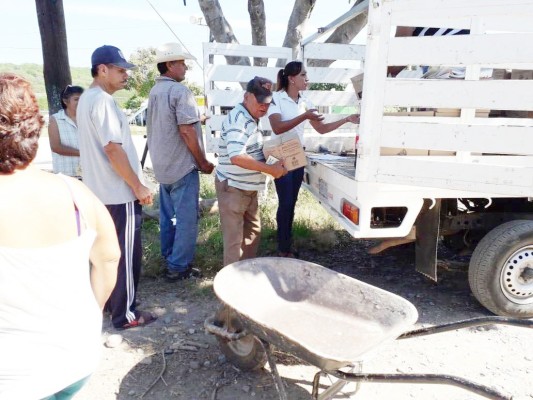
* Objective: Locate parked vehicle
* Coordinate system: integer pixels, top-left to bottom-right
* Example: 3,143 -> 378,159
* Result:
128,100 -> 148,126
203,0 -> 533,318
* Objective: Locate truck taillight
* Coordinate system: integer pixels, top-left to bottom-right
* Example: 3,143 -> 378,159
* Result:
342,200 -> 359,225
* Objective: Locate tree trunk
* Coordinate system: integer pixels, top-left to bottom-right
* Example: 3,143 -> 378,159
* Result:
276,0 -> 317,67
307,0 -> 368,68
35,0 -> 72,115
248,0 -> 267,67
198,0 -> 250,67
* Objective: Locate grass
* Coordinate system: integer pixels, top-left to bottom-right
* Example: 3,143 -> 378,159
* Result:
141,173 -> 343,278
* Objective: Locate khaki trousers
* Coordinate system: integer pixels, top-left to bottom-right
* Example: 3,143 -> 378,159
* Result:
215,178 -> 261,266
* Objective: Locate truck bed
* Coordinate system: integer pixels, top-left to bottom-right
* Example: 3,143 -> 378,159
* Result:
306,153 -> 356,180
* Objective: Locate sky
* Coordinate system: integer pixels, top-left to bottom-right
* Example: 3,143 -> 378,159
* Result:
1,0 -> 365,86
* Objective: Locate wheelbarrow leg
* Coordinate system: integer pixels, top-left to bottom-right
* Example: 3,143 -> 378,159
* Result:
312,362 -> 362,400
259,339 -> 288,400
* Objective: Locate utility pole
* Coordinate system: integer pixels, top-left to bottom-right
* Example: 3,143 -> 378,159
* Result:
35,0 -> 72,114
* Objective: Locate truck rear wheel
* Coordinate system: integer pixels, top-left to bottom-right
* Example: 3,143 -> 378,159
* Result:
469,220 -> 533,318
213,305 -> 267,371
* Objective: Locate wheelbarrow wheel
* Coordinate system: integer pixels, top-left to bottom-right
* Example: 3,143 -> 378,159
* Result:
214,305 -> 267,371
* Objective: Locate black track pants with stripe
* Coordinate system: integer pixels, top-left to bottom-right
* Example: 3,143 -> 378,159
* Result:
105,201 -> 142,328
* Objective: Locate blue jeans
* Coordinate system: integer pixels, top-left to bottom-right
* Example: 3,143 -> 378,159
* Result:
159,169 -> 200,272
274,167 -> 305,253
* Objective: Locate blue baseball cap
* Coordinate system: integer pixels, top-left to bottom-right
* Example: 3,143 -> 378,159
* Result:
91,45 -> 136,69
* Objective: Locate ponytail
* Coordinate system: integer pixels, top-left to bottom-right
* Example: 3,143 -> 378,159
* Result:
276,68 -> 288,91
276,61 -> 303,92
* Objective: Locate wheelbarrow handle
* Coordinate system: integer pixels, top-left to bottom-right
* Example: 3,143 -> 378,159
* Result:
327,370 -> 512,400
204,315 -> 249,341
398,316 -> 533,339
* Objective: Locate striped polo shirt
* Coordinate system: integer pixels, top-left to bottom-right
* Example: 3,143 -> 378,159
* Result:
216,103 -> 267,191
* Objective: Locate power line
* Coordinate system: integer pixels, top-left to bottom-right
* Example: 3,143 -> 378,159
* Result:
144,0 -> 203,71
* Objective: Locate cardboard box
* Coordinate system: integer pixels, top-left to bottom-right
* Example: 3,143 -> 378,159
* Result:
263,131 -> 307,171
350,73 -> 364,100
434,108 -> 490,118
492,69 -> 510,80
380,147 -> 429,156
511,69 -> 533,80
384,111 -> 435,117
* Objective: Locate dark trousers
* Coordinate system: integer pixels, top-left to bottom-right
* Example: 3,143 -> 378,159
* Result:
105,201 -> 142,328
274,167 -> 305,253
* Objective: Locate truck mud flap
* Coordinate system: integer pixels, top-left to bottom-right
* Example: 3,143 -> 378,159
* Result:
415,199 -> 441,282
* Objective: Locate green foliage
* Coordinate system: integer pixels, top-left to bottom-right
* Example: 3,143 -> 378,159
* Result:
186,80 -> 203,96
0,63 -> 135,111
195,212 -> 225,274
141,218 -> 165,277
123,48 -> 204,110
309,82 -> 347,91
200,174 -> 216,199
124,95 -> 145,111
125,47 -> 158,98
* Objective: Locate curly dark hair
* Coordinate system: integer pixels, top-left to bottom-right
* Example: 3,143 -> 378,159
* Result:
60,85 -> 84,109
0,73 -> 44,173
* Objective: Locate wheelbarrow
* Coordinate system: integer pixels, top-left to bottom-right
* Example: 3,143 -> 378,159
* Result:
204,258 -> 532,400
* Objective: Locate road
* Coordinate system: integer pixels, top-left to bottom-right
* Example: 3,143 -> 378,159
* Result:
34,134 -> 153,171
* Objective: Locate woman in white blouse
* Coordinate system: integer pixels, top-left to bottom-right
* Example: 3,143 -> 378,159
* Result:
267,61 -> 359,257
48,85 -> 84,178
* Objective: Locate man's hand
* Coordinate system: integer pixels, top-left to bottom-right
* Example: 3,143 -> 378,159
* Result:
133,183 -> 153,206
104,142 -> 153,205
268,161 -> 287,179
199,160 -> 215,174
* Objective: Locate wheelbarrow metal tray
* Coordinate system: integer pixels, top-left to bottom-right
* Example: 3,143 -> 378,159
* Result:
214,258 -> 419,371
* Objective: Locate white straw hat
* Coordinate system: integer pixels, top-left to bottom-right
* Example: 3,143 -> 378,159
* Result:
155,42 -> 196,63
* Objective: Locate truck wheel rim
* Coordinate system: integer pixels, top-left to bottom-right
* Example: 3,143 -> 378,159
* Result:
500,246 -> 533,304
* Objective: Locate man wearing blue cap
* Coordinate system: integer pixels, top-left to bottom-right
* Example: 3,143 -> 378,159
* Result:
77,45 -> 156,330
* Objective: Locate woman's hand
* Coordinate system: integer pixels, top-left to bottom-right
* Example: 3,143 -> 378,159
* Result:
344,114 -> 360,124
304,109 -> 325,122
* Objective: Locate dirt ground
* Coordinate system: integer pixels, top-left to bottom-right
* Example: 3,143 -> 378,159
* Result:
74,239 -> 533,400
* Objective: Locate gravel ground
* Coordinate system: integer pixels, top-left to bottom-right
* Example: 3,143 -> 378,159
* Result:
74,238 -> 533,400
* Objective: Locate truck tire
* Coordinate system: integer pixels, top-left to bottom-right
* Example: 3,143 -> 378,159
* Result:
213,305 -> 267,371
469,220 -> 533,318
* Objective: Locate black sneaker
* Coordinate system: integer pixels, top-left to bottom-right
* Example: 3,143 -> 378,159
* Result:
165,267 -> 202,282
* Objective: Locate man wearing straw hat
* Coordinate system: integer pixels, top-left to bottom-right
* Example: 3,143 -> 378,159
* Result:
147,42 -> 214,282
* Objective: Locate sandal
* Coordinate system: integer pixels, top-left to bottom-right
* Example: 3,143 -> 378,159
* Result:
117,311 -> 157,330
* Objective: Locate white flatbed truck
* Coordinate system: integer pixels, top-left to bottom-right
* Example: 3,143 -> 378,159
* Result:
203,0 -> 533,318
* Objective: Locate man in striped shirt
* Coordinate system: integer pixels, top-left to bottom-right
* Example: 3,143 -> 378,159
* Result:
215,76 -> 287,266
